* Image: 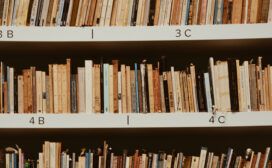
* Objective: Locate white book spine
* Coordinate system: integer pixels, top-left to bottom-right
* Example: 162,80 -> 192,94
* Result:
56,0 -> 66,26
204,73 -> 212,112
49,143 -> 56,168
175,72 -> 182,111
143,0 -> 150,25
126,0 -> 133,25
255,152 -> 261,168
199,148 -> 207,168
115,0 -> 122,26
118,71 -> 122,113
2,0 -> 10,25
85,60 -> 93,113
164,0 -> 172,25
140,64 -> 147,112
263,147 -> 271,168
209,57 -> 217,111
40,0 -> 50,26
78,67 -> 85,113
268,0 -> 272,22
9,67 -> 14,113
136,0 -> 144,25
11,0 -> 19,26
243,61 -> 251,111
104,0 -> 114,26
39,153 -> 44,168
158,0 -> 165,25
205,0 -> 212,24
104,64 -> 109,113
125,157 -> 130,168
66,0 -> 74,25
30,0 -> 39,26
171,67 -> 177,112
223,62 -> 231,111
181,0 -> 189,25
100,0 -> 109,26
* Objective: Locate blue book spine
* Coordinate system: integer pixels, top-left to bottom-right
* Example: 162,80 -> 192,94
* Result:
104,64 -> 109,113
134,64 -> 139,113
14,154 -> 17,168
85,152 -> 89,168
10,153 -> 12,168
185,0 -> 191,25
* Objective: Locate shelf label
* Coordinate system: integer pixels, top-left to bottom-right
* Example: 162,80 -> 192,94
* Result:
29,116 -> 45,126
0,30 -> 14,39
175,28 -> 191,38
209,115 -> 226,124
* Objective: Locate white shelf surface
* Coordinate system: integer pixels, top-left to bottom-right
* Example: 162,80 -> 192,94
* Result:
0,24 -> 271,42
0,112 -> 271,128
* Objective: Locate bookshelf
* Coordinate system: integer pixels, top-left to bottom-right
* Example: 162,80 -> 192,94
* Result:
1,23 -> 272,167
1,112 -> 272,128
0,24 -> 271,41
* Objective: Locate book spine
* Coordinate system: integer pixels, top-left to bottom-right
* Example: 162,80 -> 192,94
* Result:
118,71 -> 122,113
121,65 -> 127,113
85,60 -> 93,113
135,64 -> 139,113
103,64 -> 109,113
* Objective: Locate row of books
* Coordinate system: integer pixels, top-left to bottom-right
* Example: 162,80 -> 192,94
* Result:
1,141 -> 271,168
0,0 -> 272,27
0,56 -> 271,113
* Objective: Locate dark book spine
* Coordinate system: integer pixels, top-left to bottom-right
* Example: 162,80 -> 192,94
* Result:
249,64 -> 258,111
61,0 -> 70,26
147,153 -> 153,168
227,59 -> 239,112
100,57 -> 104,113
144,63 -> 150,112
0,0 -> 5,23
148,0 -> 156,26
0,149 -> 4,167
27,0 -> 35,25
130,0 -> 139,26
163,72 -> 170,112
196,73 -> 207,112
35,0 -> 44,26
106,149 -> 112,168
138,70 -> 143,113
71,75 -> 77,113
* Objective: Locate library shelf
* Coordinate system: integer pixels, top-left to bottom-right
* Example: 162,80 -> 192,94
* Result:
0,112 -> 272,128
0,24 -> 271,42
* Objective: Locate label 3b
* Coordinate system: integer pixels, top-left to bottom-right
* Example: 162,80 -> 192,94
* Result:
0,30 -> 14,39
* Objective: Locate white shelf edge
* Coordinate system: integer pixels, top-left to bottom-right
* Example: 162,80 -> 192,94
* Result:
0,112 -> 271,128
0,24 -> 271,42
